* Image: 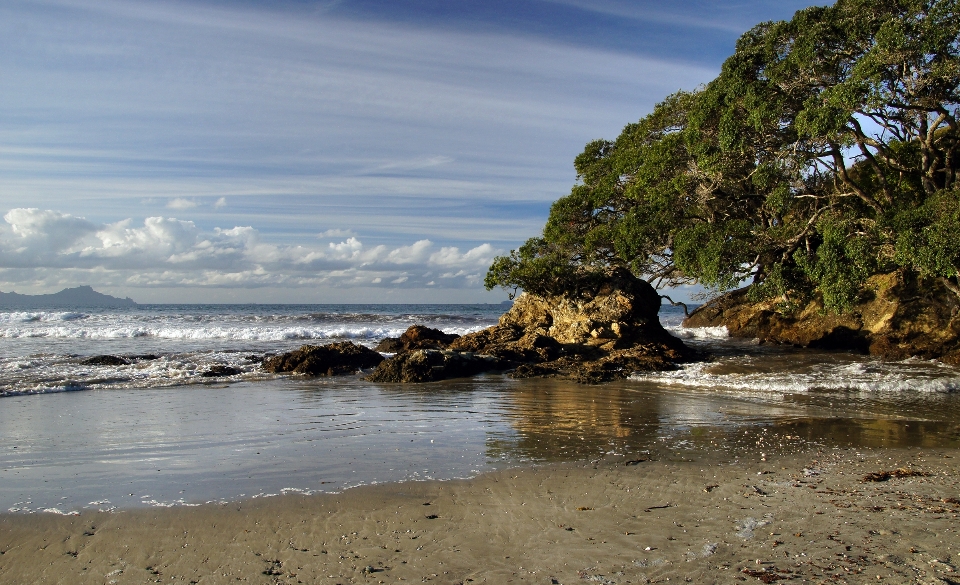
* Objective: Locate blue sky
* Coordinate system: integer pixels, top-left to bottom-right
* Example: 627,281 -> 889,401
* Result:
0,0 -> 820,303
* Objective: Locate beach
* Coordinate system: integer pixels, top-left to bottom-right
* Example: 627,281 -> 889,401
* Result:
3,303 -> 960,584
2,446 -> 959,584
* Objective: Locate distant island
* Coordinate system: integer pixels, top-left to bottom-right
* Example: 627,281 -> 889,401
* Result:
0,286 -> 137,309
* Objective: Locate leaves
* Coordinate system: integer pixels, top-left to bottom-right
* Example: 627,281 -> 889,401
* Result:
486,0 -> 960,308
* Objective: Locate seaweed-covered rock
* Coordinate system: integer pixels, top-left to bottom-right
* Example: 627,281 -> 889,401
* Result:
262,342 -> 385,376
683,271 -> 960,364
375,325 -> 460,352
366,349 -> 506,383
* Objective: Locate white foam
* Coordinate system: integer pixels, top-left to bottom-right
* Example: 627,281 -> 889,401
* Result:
633,358 -> 960,394
41,507 -> 80,515
0,311 -> 88,323
666,325 -> 730,340
0,351 -> 265,397
0,324 -> 484,341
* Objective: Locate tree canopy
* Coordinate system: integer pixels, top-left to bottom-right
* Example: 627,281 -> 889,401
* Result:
485,0 -> 960,312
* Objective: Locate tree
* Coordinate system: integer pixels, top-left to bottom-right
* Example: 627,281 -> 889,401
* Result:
486,0 -> 960,312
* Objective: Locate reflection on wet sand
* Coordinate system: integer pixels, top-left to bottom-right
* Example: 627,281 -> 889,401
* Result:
778,417 -> 960,449
486,377 -> 960,462
486,378 -> 663,461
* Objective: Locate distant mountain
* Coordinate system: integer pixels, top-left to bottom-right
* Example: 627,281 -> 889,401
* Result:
0,286 -> 137,309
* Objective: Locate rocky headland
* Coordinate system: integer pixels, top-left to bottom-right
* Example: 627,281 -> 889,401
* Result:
0,285 -> 137,309
684,271 -> 960,365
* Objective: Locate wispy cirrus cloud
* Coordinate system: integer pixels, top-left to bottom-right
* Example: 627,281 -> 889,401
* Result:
0,0 -> 818,301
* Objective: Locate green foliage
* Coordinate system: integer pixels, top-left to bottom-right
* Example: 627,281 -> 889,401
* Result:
483,238 -> 604,299
794,217 -> 879,313
486,0 -> 960,309
893,189 -> 960,279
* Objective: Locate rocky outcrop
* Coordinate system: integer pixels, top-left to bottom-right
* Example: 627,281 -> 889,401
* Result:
684,271 -> 960,364
263,342 -> 385,376
369,268 -> 695,383
374,325 -> 460,353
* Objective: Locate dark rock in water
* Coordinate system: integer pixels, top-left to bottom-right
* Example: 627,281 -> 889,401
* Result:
370,268 -> 694,383
683,271 -> 960,364
201,365 -> 242,377
81,355 -> 130,366
375,337 -> 403,352
366,349 -> 507,383
130,354 -> 160,361
375,325 -> 460,353
262,342 -> 385,376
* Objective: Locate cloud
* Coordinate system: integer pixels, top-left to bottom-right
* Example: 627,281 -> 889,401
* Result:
319,228 -> 355,238
0,208 -> 99,265
538,0 -> 754,33
167,198 -> 198,210
0,0 -> 786,301
0,208 -> 503,290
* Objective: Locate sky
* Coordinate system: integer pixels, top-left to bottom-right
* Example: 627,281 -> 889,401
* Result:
0,0 -> 821,304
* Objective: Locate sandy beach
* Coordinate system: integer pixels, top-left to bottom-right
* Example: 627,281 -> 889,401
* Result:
2,446 -> 958,585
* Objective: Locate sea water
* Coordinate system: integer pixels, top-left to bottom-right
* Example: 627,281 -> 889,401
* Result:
1,304 -> 958,514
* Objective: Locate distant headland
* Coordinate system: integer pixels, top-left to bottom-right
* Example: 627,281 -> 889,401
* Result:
0,286 -> 137,309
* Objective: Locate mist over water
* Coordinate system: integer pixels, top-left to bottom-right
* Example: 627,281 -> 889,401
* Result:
1,303 -> 958,514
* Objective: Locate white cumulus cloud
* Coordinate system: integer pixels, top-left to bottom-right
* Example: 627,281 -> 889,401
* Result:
0,208 -> 503,291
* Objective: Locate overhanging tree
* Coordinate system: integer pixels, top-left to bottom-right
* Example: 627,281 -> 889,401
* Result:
486,0 -> 960,311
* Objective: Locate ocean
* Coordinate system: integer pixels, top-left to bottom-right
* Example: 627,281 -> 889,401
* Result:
1,303 -> 959,514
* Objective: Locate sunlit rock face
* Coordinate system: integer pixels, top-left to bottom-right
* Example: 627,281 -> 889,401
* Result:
370,268 -> 696,384
495,267 -> 668,348
684,271 -> 960,365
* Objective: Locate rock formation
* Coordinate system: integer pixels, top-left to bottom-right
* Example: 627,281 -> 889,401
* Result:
366,350 -> 505,383
368,268 -> 695,383
263,342 -> 385,376
684,271 -> 960,365
201,365 -> 242,378
374,325 -> 460,352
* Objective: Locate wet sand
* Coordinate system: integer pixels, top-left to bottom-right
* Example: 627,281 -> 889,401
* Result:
2,446 -> 959,584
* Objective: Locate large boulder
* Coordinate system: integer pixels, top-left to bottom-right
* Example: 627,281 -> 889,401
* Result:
370,268 -> 694,383
374,325 -> 460,352
366,349 -> 506,383
684,271 -> 960,364
492,267 -> 666,346
263,342 -> 385,375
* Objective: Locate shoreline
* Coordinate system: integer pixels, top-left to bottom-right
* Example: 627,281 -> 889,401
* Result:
3,446 -> 958,584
